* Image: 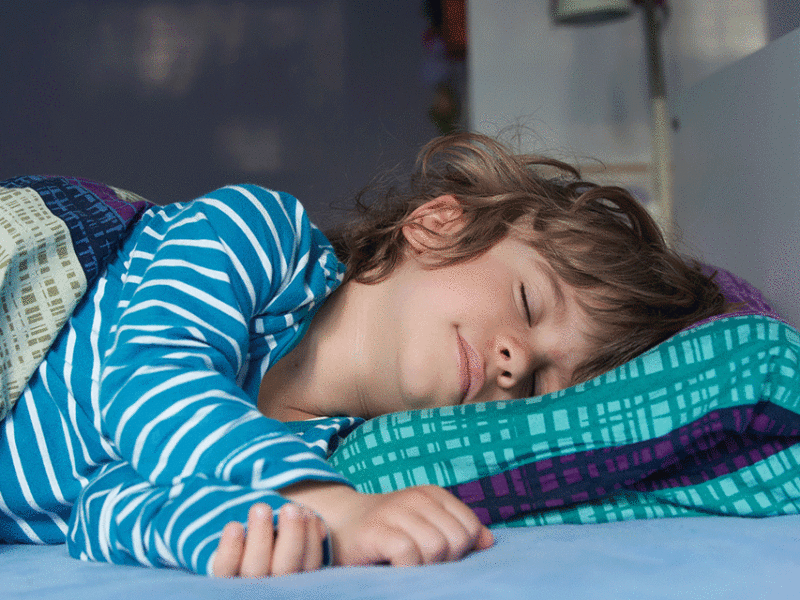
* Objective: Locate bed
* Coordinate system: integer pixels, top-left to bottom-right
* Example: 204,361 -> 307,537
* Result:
3,27 -> 800,600
5,516 -> 799,600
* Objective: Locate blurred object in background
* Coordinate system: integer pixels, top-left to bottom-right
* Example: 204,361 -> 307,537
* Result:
469,0 -> 773,238
551,0 -> 632,25
422,0 -> 467,133
552,0 -> 673,232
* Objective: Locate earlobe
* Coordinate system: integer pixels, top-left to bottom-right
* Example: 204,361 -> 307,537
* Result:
402,195 -> 466,253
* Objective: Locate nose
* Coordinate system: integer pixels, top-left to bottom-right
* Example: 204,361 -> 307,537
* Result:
492,333 -> 533,393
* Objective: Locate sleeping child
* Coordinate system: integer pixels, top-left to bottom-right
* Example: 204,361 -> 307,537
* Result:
0,132 -> 728,577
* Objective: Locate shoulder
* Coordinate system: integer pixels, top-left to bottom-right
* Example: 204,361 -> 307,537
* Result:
185,185 -> 306,243
144,185 -> 343,307
138,185 -> 312,256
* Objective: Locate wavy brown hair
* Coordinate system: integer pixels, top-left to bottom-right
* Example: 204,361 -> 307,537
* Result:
327,132 -> 728,386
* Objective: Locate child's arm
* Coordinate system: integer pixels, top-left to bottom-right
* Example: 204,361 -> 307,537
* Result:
99,186 -> 349,494
68,187 -> 357,573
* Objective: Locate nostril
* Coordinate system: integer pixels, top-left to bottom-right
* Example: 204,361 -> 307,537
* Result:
501,348 -> 510,358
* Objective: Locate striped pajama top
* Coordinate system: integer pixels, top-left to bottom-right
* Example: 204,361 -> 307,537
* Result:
0,184 -> 360,574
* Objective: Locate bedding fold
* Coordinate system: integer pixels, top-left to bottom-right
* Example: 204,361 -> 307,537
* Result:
0,176 -> 152,420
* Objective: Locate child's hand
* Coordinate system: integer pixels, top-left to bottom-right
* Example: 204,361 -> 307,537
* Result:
283,483 -> 494,568
212,502 -> 326,577
333,485 -> 495,567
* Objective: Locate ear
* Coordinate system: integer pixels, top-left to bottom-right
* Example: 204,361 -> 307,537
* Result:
402,195 -> 466,254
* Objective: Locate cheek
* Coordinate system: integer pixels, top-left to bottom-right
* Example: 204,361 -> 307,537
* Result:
394,322 -> 449,409
463,280 -> 512,326
441,266 -> 506,309
400,261 -> 510,329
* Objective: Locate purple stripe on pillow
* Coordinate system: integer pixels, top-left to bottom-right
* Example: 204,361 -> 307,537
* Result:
450,402 -> 800,525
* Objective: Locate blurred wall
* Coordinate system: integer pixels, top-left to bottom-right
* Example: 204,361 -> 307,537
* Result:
0,1 -> 439,228
671,28 -> 800,327
466,0 -> 780,201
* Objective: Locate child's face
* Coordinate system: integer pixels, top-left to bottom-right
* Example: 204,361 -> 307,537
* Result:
368,231 -> 596,415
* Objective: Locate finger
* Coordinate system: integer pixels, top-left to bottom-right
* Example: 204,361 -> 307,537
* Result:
380,528 -> 425,567
400,511 -> 461,564
416,509 -> 472,562
270,503 -> 308,576
383,487 -> 469,563
212,521 -> 245,577
424,487 -> 493,556
476,525 -> 495,551
239,504 -> 275,578
301,509 -> 325,572
339,523 -> 423,568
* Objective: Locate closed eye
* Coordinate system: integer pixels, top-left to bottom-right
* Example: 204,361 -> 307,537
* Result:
520,284 -> 532,326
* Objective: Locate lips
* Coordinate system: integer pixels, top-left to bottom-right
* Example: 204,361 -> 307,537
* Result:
457,330 -> 484,403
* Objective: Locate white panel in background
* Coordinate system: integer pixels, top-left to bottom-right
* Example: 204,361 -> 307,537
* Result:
672,27 -> 800,327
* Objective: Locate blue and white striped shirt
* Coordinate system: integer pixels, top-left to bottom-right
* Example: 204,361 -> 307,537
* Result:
0,185 -> 360,574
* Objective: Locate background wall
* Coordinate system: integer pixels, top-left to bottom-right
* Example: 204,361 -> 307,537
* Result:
4,1 -> 798,229
0,1 -> 440,228
466,0 -> 789,206
467,0 -> 800,324
671,27 -> 800,327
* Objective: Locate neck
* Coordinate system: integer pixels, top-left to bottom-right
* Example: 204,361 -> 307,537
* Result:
257,281 -> 375,422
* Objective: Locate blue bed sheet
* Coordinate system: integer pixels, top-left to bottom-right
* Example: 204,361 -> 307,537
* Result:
3,515 -> 799,600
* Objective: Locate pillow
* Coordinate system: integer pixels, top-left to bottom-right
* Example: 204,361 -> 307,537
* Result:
328,314 -> 800,526
695,263 -> 781,324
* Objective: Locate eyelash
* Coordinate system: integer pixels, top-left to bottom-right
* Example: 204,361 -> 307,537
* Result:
520,284 -> 532,326
520,284 -> 536,396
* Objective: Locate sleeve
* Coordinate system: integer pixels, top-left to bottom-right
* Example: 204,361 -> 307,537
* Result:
68,417 -> 359,575
67,185 -> 358,573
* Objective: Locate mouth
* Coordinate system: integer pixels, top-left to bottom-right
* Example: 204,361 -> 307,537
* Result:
456,330 -> 484,403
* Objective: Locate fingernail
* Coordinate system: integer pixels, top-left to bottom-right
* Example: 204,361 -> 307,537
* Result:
282,503 -> 301,519
252,504 -> 271,520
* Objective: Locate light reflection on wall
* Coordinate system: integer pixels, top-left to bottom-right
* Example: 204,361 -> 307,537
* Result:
216,118 -> 283,173
80,3 -> 344,95
680,2 -> 767,64
70,2 -> 345,174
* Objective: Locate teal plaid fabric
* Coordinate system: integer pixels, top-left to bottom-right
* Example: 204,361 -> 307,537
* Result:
329,315 -> 800,526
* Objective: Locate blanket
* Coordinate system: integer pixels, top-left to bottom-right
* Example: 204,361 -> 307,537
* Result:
0,176 -> 152,420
